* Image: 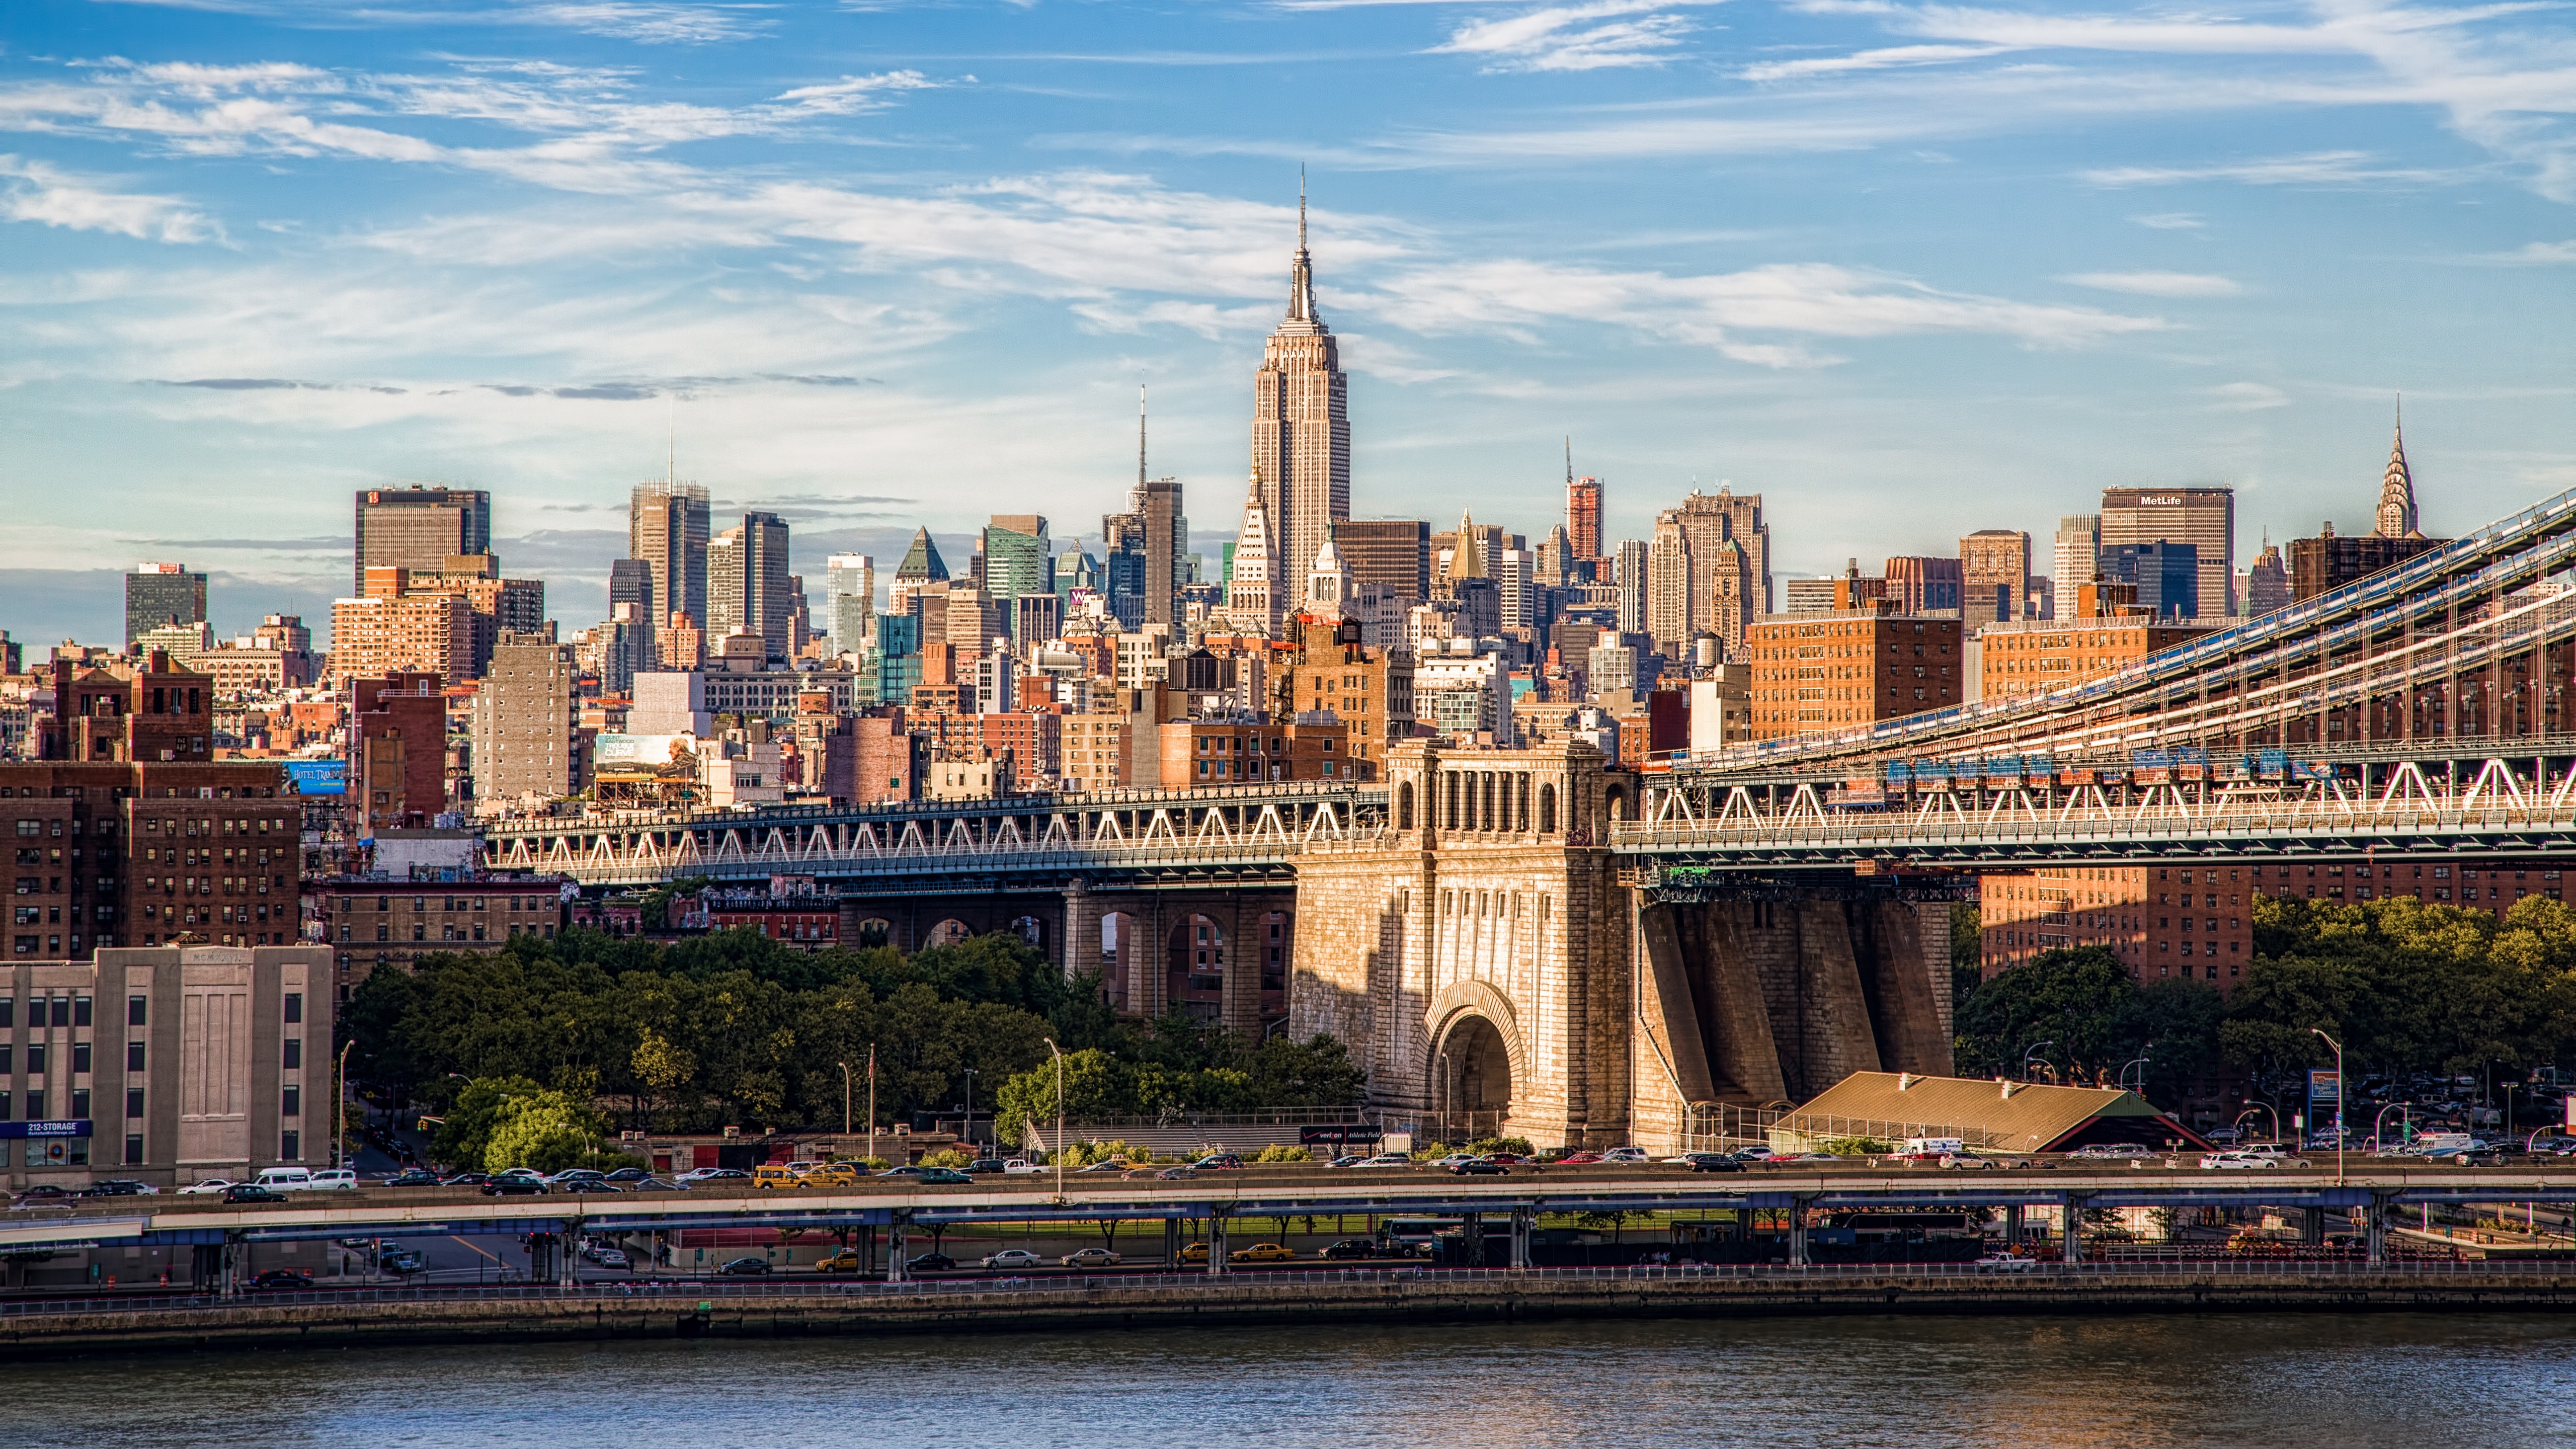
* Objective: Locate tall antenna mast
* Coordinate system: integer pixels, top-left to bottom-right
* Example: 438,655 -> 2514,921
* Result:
1565,435 -> 1573,489
1138,382 -> 1148,490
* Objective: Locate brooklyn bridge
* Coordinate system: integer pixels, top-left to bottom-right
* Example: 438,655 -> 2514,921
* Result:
482,486 -> 2576,1152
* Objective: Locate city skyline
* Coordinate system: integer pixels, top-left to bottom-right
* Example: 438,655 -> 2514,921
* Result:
5,0 -> 2575,649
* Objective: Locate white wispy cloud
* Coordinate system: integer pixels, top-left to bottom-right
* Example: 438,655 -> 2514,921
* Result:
2131,211 -> 2206,229
2487,238 -> 2576,262
1739,42 -> 2004,80
95,1 -> 775,44
1429,0 -> 1719,72
2210,380 -> 2290,411
2062,270 -> 2240,297
0,155 -> 221,243
2082,150 -> 2455,188
1362,258 -> 2163,366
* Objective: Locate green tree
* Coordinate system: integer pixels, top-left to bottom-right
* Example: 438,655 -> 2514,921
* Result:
483,1089 -> 607,1173
433,1075 -> 548,1168
1954,947 -> 2139,1081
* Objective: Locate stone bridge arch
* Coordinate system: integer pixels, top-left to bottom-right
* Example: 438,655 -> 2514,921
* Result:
1427,979 -> 1527,1141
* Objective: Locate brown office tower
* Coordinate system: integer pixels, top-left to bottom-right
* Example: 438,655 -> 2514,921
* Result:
2100,487 -> 2234,621
123,562 -> 207,652
1333,520 -> 1429,600
1647,489 -> 1768,659
1250,184 -> 1350,594
1566,447 -> 1603,566
629,479 -> 710,637
11,654 -> 301,958
1746,609 -> 1961,738
353,486 -> 491,598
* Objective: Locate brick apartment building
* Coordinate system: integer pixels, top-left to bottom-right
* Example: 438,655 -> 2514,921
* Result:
1747,609 -> 1962,738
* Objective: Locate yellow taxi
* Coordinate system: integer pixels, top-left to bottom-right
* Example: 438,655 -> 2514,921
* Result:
813,1248 -> 864,1273
751,1165 -> 810,1189
802,1163 -> 865,1187
1234,1243 -> 1298,1263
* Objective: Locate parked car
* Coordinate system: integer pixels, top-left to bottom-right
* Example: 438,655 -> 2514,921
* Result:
223,1184 -> 289,1204
1233,1242 -> 1297,1263
626,1177 -> 683,1191
1974,1253 -> 2042,1272
1431,1153 -> 1479,1170
307,1169 -> 359,1190
982,1248 -> 1046,1270
1076,1160 -> 1132,1173
916,1167 -> 975,1186
1678,1153 -> 1744,1173
1553,1151 -> 1603,1165
677,1167 -> 752,1184
176,1178 -> 239,1196
604,1167 -> 653,1183
877,1165 -> 928,1177
1154,1166 -> 1198,1181
1329,1155 -> 1365,1168
1601,1147 -> 1650,1165
1450,1157 -> 1510,1176
78,1179 -> 158,1196
905,1252 -> 957,1272
1938,1154 -> 1996,1171
719,1257 -> 772,1275
1349,1154 -> 1412,1169
587,1247 -> 631,1270
1001,1159 -> 1045,1175
1060,1247 -> 1121,1268
378,1169 -> 442,1188
1320,1239 -> 1380,1261
964,1159 -> 1010,1175
557,1178 -> 623,1194
441,1172 -> 492,1187
1190,1154 -> 1246,1171
379,1249 -> 427,1274
545,1168 -> 608,1185
248,1269 -> 314,1290
481,1177 -> 550,1196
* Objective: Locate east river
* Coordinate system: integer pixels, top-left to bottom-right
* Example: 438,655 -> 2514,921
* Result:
8,1313 -> 2575,1446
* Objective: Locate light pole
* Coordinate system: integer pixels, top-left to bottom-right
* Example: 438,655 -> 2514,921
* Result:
2310,1027 -> 2346,1185
837,1061 -> 852,1137
1436,1049 -> 1450,1140
1044,1038 -> 1066,1204
2023,1040 -> 2055,1083
963,1068 -> 980,1150
2118,1054 -> 2152,1093
2373,1101 -> 2412,1154
2234,1103 -> 2280,1144
337,1038 -> 356,1169
866,1044 -> 878,1169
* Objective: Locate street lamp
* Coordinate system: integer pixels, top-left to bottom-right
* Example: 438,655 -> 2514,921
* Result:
337,1038 -> 356,1170
2311,1027 -> 2346,1185
2373,1101 -> 2412,1154
866,1044 -> 878,1168
2023,1041 -> 2055,1083
963,1068 -> 980,1150
1044,1038 -> 1066,1204
2233,1103 -> 2280,1144
837,1061 -> 852,1137
1436,1049 -> 1450,1139
2118,1054 -> 2152,1093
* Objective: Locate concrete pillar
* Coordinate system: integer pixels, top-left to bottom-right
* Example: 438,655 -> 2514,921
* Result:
2365,1193 -> 2388,1263
1510,1208 -> 1532,1270
1792,901 -> 1882,1099
1165,1216 -> 1181,1270
2301,1206 -> 2325,1245
1788,1201 -> 1810,1266
560,1228 -> 578,1288
2063,1194 -> 2088,1264
219,1235 -> 243,1300
1209,1216 -> 1229,1277
1464,1212 -> 1485,1267
887,1212 -> 909,1282
2004,1203 -> 2025,1247
1636,905 -> 1719,1112
1860,901 -> 1952,1076
1061,881 -> 1098,983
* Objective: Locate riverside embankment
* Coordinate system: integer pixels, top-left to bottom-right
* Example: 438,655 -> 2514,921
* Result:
7,1261 -> 2575,1359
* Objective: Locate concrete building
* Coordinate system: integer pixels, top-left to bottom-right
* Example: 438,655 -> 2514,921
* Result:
123,563 -> 207,653
707,512 -> 794,664
1159,716 -> 1354,788
469,636 -> 583,807
1336,520 -> 1430,600
353,485 -> 490,598
1615,539 -> 1648,635
2102,542 -> 2202,619
629,479 -> 710,645
1249,189 -> 1350,609
330,577 -> 473,688
1059,692 -> 1160,794
194,616 -> 321,695
347,672 -> 446,835
1883,556 -> 1962,616
1959,529 -> 2031,623
2101,487 -> 2234,621
1746,609 -> 1961,738
3,944 -> 333,1192
2051,514 -> 2101,617
1646,489 -> 1768,659
2245,542 -> 2290,616
1976,613 -> 2212,704
1981,864 -> 2255,992
825,553 -> 873,658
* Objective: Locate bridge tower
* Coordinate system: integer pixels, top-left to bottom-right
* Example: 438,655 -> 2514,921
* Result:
1290,738 -> 1634,1150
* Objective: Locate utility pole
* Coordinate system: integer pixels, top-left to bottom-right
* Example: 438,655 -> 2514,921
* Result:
1046,1038 -> 1066,1204
838,1060 -> 852,1137
866,1044 -> 878,1167
337,1038 -> 356,1169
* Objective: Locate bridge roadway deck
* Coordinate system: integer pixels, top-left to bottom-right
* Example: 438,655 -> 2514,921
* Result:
10,1166 -> 2573,1251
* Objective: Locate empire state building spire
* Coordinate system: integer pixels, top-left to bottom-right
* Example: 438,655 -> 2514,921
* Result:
1251,169 -> 1350,601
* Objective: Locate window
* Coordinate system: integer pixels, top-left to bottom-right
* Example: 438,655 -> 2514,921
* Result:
26,1043 -> 46,1075
282,1037 -> 301,1070
281,1085 -> 300,1117
24,1090 -> 43,1119
70,1041 -> 91,1075
127,994 -> 146,1026
125,1134 -> 145,1165
69,1087 -> 89,1119
126,1087 -> 144,1119
49,996 -> 69,1027
281,1130 -> 301,1160
282,992 -> 302,1024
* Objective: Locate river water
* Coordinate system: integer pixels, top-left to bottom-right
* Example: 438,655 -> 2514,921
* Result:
8,1313 -> 2574,1446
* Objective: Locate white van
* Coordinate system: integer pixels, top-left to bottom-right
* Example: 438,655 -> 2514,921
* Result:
2414,1132 -> 2476,1156
1903,1137 -> 1967,1159
255,1166 -> 314,1190
307,1169 -> 358,1190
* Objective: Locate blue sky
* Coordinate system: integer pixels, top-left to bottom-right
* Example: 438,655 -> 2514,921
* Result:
2,0 -> 2572,647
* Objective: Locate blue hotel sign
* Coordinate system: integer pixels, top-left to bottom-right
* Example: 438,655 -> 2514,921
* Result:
0,1120 -> 93,1139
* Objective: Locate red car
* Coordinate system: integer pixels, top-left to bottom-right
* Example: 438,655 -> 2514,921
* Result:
1554,1151 -> 1603,1165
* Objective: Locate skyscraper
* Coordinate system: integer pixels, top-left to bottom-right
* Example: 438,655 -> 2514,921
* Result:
1645,489 -> 1767,657
826,553 -> 874,657
2376,405 -> 2422,538
1566,441 -> 1602,566
891,527 -> 949,618
1616,539 -> 1648,634
123,562 -> 206,651
629,479 -> 710,641
1334,520 -> 1429,600
707,512 -> 793,663
1223,474 -> 1278,635
982,514 -> 1052,627
353,485 -> 490,596
608,558 -> 656,665
2101,488 -> 2234,621
1250,179 -> 1349,594
2051,514 -> 2102,616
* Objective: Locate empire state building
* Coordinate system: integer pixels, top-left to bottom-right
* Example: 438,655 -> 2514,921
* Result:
1250,185 -> 1350,591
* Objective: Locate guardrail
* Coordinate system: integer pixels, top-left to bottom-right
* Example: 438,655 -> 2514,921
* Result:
4,1257 -> 2564,1320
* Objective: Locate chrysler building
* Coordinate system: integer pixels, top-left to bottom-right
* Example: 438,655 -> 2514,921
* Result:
1249,177 -> 1351,597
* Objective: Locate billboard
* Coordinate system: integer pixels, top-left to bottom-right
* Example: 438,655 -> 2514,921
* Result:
2307,1069 -> 2341,1105
594,733 -> 698,770
282,759 -> 345,796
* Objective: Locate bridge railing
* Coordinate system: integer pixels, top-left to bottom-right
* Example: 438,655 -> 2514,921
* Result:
1612,798 -> 2576,852
537,839 -> 1322,887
